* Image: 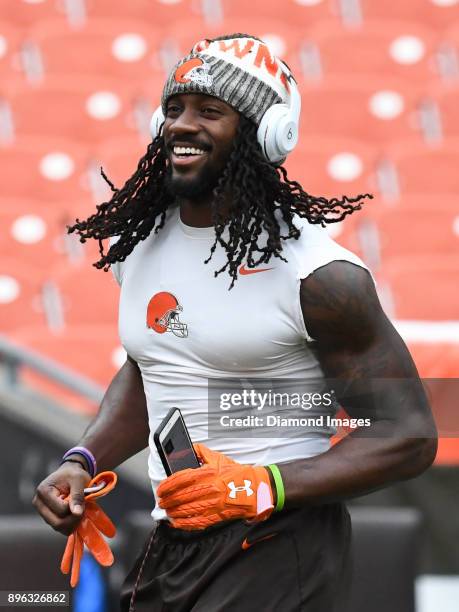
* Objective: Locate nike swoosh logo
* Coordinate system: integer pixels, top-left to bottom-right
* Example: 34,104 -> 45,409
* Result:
239,264 -> 274,276
241,533 -> 277,550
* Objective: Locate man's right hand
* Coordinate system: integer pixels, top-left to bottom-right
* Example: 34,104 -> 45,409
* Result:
32,463 -> 91,536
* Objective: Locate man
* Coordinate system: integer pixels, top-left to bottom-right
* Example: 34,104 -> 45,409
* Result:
33,34 -> 437,611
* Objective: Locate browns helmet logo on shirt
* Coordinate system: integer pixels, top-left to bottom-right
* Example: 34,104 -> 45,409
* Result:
146,292 -> 188,338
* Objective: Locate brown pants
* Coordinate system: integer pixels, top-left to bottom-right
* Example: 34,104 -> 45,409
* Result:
120,503 -> 351,612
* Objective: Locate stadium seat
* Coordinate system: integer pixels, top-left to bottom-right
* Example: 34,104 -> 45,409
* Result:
0,23 -> 22,80
376,202 -> 459,259
390,140 -> 459,195
442,22 -> 459,51
300,76 -> 426,144
0,136 -> 93,202
406,346 -> 459,465
301,21 -> 439,83
0,0 -> 61,28
28,18 -> 165,82
0,199 -> 73,271
381,254 -> 459,319
217,0 -> 336,25
0,259 -> 49,332
424,87 -> 459,141
332,195 -> 459,262
397,191 -> 458,214
285,138 -> 378,200
95,136 -> 150,190
41,258 -> 119,328
358,0 -> 459,30
435,438 -> 459,465
7,76 -> 141,144
320,207 -> 369,256
80,0 -> 202,28
410,342 -> 459,379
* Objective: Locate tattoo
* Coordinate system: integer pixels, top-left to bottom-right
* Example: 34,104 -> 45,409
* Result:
299,261 -> 434,435
300,261 -> 416,379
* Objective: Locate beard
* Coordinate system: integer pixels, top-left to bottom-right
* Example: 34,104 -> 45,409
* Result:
164,161 -> 224,201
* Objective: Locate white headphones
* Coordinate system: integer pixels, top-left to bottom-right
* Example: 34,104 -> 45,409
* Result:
257,64 -> 301,164
149,62 -> 301,165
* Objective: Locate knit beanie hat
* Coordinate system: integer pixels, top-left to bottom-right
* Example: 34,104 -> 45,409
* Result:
161,35 -> 292,126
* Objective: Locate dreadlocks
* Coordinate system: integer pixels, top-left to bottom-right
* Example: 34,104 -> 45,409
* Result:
68,37 -> 373,289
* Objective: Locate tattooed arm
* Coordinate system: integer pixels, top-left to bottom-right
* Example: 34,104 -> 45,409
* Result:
278,261 -> 437,508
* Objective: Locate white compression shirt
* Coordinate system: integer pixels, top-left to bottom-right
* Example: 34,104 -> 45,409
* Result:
111,204 -> 370,519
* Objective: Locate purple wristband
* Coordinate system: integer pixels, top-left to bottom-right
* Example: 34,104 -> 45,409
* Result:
62,447 -> 97,478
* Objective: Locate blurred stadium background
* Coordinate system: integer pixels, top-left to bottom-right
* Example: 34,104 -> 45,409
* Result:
0,0 -> 458,610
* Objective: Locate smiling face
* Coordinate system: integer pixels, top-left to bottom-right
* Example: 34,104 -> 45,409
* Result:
163,93 -> 240,201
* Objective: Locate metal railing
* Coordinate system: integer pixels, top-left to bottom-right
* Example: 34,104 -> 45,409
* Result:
0,334 -> 104,403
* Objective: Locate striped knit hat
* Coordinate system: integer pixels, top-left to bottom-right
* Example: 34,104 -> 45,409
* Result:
161,35 -> 292,126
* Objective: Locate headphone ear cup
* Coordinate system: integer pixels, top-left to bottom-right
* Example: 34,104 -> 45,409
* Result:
257,104 -> 296,164
150,106 -> 165,140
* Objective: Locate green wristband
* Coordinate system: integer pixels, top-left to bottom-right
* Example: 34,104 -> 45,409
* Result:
267,464 -> 285,512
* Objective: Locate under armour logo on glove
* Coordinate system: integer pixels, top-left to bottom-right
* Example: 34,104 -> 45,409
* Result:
227,480 -> 253,499
157,444 -> 274,530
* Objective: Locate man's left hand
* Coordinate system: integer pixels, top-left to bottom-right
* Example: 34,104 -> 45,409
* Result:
157,444 -> 274,530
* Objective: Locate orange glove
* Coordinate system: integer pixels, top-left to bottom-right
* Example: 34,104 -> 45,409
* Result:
61,471 -> 117,587
157,444 -> 274,530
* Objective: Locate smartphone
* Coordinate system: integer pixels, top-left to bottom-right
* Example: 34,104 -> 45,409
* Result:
154,408 -> 200,476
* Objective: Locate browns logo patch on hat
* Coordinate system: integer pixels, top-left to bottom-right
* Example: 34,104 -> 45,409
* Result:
174,57 -> 213,87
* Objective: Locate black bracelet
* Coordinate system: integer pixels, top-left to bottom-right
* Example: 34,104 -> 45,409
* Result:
61,458 -> 90,473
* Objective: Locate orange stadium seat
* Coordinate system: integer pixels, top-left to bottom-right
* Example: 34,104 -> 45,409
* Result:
376,202 -> 459,259
48,262 -> 119,328
435,439 -> 459,465
0,136 -> 94,203
358,0 -> 459,30
300,76 -> 426,145
0,195 -> 101,231
396,192 -> 458,216
0,198 -> 74,271
80,0 -> 201,28
217,0 -> 337,24
318,204 -> 374,255
28,18 -> 165,82
300,21 -> 439,83
0,259 -> 50,332
6,76 -> 145,144
423,87 -> 459,141
442,22 -> 459,48
95,136 -> 149,189
0,23 -> 22,79
410,342 -> 459,379
408,342 -> 459,465
381,254 -> 459,319
0,0 -> 62,28
390,140 -> 459,195
332,195 -> 459,261
285,138 -> 379,200
436,23 -> 459,84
